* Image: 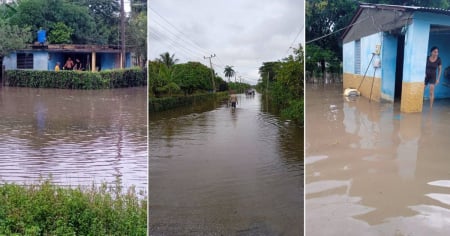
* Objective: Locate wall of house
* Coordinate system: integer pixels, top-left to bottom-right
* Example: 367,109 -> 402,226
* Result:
380,33 -> 398,102
33,51 -> 48,70
99,52 -> 132,70
3,53 -> 17,70
343,32 -> 382,101
399,12 -> 450,111
2,51 -> 48,70
343,42 -> 355,74
48,53 -> 65,71
417,11 -> 450,100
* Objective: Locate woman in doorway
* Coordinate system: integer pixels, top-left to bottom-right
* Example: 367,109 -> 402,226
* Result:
425,46 -> 442,109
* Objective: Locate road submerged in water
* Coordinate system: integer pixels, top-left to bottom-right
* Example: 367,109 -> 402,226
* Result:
149,93 -> 303,235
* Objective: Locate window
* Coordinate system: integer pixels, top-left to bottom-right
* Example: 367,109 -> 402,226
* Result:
17,53 -> 34,69
355,40 -> 361,74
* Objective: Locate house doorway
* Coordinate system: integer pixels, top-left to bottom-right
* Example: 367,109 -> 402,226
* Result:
394,35 -> 405,102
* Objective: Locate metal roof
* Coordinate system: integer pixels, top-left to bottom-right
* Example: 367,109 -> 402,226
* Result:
359,2 -> 450,15
342,2 -> 450,41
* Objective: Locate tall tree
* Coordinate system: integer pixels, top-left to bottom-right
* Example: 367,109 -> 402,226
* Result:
76,0 -> 120,45
126,11 -> 147,67
9,0 -> 100,44
0,20 -> 32,80
223,65 -> 235,82
158,52 -> 179,68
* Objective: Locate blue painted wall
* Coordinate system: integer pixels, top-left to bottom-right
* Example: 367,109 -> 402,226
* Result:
403,18 -> 429,84
3,53 -> 17,70
427,30 -> 450,98
48,53 -> 65,71
3,51 -> 132,71
380,33 -> 398,102
343,42 -> 354,74
409,12 -> 450,99
33,51 -> 48,70
360,33 -> 382,78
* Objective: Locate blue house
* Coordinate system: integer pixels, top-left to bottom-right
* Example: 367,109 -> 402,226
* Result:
342,3 -> 450,112
3,44 -> 132,72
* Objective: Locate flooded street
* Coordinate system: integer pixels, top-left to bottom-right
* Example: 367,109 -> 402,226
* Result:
0,87 -> 147,192
149,93 -> 303,235
306,83 -> 450,235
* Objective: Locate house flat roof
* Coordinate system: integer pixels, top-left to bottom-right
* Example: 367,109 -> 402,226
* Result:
27,44 -> 123,53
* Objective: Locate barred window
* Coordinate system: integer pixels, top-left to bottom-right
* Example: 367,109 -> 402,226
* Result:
17,53 -> 34,69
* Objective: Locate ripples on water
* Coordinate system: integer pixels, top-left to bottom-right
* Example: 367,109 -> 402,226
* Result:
0,87 -> 147,192
149,93 -> 303,235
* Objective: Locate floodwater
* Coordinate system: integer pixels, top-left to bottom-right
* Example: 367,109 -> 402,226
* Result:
0,86 -> 147,192
306,83 -> 450,235
149,93 -> 303,235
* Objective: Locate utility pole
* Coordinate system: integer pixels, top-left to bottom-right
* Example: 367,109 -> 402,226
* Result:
204,54 -> 216,93
120,0 -> 126,69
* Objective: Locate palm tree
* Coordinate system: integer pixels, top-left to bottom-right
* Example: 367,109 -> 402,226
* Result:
157,52 -> 179,68
224,65 -> 235,82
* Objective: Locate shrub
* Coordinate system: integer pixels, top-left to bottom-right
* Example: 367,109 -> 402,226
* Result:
0,179 -> 147,235
5,68 -> 146,89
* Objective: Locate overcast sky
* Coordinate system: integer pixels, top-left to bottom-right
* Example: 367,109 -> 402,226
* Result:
148,0 -> 304,85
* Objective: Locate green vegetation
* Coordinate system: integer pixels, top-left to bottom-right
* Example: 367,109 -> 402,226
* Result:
149,57 -> 227,98
228,82 -> 251,94
149,92 -> 228,112
0,179 -> 147,236
5,68 -> 146,89
0,0 -> 147,64
256,44 -> 304,125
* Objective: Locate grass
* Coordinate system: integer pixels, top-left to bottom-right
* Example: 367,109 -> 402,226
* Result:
0,179 -> 147,236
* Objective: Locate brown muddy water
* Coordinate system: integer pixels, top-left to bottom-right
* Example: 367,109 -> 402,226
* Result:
149,93 -> 303,235
306,83 -> 450,235
0,86 -> 147,192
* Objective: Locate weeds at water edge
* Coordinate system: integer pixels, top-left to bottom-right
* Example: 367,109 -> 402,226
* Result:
0,179 -> 147,236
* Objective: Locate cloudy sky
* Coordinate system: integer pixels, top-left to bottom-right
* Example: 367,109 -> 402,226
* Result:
148,0 -> 304,85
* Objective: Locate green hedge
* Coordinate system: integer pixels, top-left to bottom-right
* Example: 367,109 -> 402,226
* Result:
5,68 -> 146,89
149,92 -> 228,112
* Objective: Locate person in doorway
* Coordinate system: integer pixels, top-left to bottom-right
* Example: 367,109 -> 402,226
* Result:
54,62 -> 60,71
74,58 -> 82,71
63,57 -> 74,70
424,46 -> 442,109
229,91 -> 238,110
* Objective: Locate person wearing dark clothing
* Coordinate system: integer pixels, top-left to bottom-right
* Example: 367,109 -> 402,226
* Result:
424,46 -> 442,109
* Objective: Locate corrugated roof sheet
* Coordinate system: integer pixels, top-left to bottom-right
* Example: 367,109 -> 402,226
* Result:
360,2 -> 450,15
342,3 -> 450,40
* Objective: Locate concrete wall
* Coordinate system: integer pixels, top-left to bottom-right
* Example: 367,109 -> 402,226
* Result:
343,32 -> 382,101
380,33 -> 398,102
48,53 -> 65,71
33,51 -> 48,70
3,53 -> 17,70
343,11 -> 450,112
343,42 -> 355,74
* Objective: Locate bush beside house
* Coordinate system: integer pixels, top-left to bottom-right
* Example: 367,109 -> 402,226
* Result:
4,68 -> 146,89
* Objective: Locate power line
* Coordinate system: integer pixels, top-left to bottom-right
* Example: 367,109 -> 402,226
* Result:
285,24 -> 304,54
150,20 -> 205,60
149,6 -> 211,56
306,15 -> 370,44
